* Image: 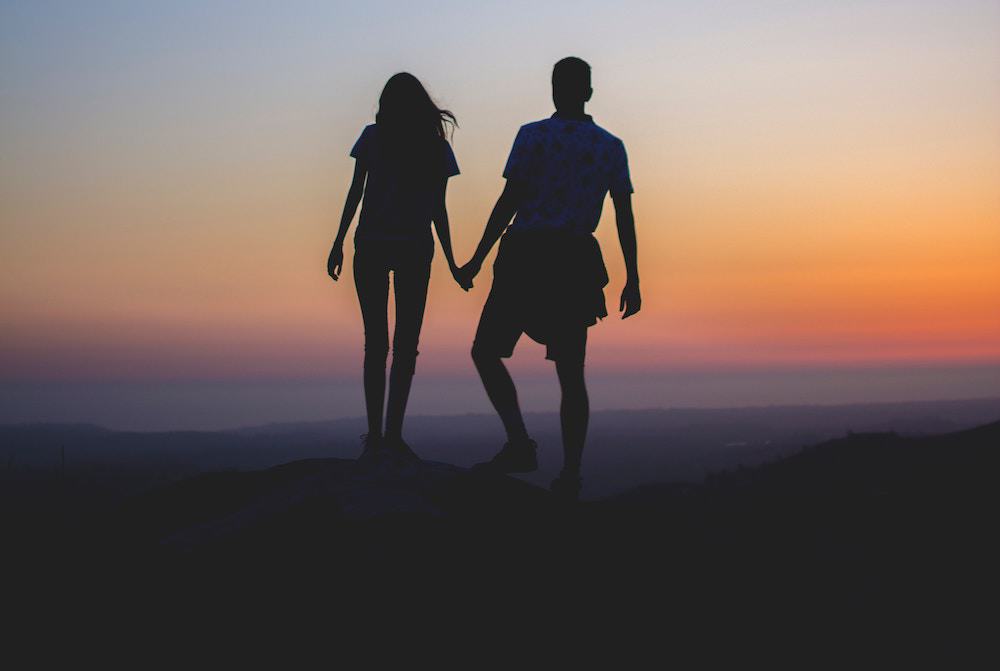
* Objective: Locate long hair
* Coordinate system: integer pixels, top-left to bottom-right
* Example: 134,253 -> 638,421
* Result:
376,72 -> 456,139
374,73 -> 456,180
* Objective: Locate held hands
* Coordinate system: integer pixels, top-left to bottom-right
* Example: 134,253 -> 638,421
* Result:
620,279 -> 641,319
450,261 -> 474,291
327,243 -> 344,281
454,259 -> 481,291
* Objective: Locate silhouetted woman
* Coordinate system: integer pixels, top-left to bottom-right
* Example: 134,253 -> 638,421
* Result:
328,73 -> 468,461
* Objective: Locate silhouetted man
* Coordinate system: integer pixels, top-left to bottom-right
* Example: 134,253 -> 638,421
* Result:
458,57 -> 640,501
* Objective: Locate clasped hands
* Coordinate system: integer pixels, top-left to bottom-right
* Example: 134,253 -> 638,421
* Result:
451,258 -> 480,292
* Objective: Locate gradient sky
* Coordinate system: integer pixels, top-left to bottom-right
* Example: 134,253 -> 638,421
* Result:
2,1 -> 999,426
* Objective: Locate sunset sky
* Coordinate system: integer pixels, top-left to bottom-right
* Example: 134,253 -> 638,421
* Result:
2,1 -> 998,428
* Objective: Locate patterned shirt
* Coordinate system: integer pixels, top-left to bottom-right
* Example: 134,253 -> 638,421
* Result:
503,114 -> 632,234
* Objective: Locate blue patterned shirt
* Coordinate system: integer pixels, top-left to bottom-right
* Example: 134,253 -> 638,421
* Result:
503,114 -> 632,234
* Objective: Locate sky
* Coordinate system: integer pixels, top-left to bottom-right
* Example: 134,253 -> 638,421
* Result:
2,1 -> 999,428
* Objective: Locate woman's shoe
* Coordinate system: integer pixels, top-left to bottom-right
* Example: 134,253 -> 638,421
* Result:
357,433 -> 384,463
383,436 -> 420,464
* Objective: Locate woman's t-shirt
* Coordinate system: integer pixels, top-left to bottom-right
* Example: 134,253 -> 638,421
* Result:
350,124 -> 460,241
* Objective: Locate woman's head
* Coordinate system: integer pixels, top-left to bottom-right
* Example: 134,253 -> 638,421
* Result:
376,72 -> 456,140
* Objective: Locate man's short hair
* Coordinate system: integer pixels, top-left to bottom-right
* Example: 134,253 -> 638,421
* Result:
552,57 -> 591,94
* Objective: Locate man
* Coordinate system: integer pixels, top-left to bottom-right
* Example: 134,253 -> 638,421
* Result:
458,57 -> 641,501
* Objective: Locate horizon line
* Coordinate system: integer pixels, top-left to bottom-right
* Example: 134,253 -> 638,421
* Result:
5,395 -> 998,434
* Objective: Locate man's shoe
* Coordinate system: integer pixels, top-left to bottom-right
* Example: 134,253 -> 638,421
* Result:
473,438 -> 538,474
383,436 -> 420,464
550,471 -> 582,502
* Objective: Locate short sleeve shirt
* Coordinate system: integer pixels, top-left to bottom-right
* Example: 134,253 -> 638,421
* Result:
350,124 -> 460,241
503,114 -> 631,234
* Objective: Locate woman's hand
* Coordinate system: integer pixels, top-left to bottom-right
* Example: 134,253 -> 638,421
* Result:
327,243 -> 344,281
455,259 -> 481,291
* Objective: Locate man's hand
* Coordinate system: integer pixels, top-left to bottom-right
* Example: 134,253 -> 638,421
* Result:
620,280 -> 641,319
455,260 -> 482,290
450,263 -> 473,291
327,243 -> 344,281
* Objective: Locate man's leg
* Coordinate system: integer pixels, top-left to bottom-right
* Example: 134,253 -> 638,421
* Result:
549,327 -> 589,500
470,284 -> 530,444
469,265 -> 537,472
555,358 -> 589,476
471,347 -> 530,443
471,346 -> 537,473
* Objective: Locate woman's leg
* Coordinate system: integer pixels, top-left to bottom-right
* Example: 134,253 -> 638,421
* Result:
384,252 -> 432,443
354,246 -> 390,439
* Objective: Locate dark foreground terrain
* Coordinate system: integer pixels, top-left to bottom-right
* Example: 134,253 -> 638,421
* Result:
4,419 -> 998,654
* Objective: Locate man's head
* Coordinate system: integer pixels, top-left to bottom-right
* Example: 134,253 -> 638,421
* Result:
552,57 -> 592,110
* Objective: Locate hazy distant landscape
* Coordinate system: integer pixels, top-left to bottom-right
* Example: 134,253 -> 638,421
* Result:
4,398 -> 997,503
6,365 -> 1000,431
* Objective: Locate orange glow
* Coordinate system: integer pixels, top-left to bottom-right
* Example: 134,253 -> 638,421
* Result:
2,2 -> 999,383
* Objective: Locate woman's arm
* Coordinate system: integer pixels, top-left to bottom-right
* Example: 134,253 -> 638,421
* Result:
328,160 -> 367,281
432,178 -> 470,290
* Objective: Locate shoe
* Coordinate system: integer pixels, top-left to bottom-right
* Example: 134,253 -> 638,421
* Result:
357,434 -> 383,463
473,438 -> 538,474
550,471 -> 582,502
383,436 -> 420,464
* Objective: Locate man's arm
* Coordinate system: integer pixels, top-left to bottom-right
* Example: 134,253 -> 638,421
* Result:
457,179 -> 523,286
612,191 -> 641,318
328,160 -> 366,281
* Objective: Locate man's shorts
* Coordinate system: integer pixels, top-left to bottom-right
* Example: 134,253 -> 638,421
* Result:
472,285 -> 589,365
471,231 -> 608,366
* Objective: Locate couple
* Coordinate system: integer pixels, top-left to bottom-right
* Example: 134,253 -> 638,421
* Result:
327,57 -> 640,500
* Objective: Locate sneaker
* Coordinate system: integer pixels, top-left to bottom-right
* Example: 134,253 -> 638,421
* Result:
550,471 -> 582,502
357,434 -> 383,463
383,436 -> 420,464
473,438 -> 538,474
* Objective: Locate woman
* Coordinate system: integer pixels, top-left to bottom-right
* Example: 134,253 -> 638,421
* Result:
328,73 -> 469,461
